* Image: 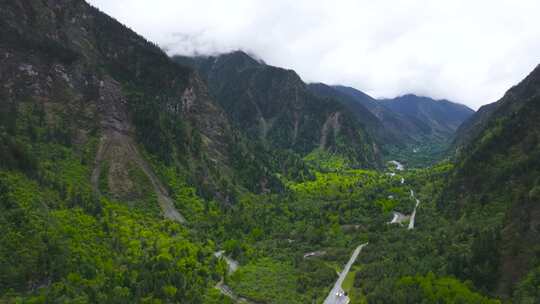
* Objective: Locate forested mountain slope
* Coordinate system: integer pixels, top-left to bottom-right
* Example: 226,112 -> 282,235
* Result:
443,64 -> 540,299
0,1 -> 307,301
174,51 -> 381,168
313,85 -> 474,166
307,83 -> 395,145
0,0 -> 236,302
377,94 -> 473,164
380,94 -> 474,139
332,85 -> 428,145
1,0 -> 233,200
453,65 -> 540,152
176,51 -> 474,168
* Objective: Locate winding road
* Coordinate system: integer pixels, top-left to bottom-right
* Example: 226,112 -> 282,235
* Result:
388,161 -> 421,230
408,193 -> 420,230
323,243 -> 368,304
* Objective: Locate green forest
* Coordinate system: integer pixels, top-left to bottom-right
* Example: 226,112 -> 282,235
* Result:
2,1 -> 540,303
0,111 -> 506,303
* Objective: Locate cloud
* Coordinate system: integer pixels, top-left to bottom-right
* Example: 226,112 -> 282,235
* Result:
88,0 -> 540,109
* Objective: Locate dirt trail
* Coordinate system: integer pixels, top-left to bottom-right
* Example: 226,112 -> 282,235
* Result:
387,161 -> 420,230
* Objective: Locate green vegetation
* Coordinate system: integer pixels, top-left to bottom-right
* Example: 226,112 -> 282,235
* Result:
173,51 -> 381,169
229,258 -> 301,303
394,273 -> 501,304
0,97 -> 218,303
0,148 -> 218,303
3,1 -> 539,303
384,141 -> 450,168
0,121 -> 503,303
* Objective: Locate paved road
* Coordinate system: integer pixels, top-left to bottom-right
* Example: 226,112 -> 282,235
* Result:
407,189 -> 420,230
323,243 -> 368,304
408,198 -> 420,230
387,163 -> 421,229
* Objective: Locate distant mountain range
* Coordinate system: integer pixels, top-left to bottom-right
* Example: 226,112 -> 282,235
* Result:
174,51 -> 381,168
309,84 -> 474,166
176,51 -> 474,167
380,94 -> 475,138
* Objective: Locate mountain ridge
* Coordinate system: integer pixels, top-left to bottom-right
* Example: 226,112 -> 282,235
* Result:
443,64 -> 540,298
177,50 -> 475,167
174,51 -> 382,168
311,82 -> 475,166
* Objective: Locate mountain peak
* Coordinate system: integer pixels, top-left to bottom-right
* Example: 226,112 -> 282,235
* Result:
212,50 -> 265,67
225,50 -> 265,64
385,94 -> 473,111
380,94 -> 475,137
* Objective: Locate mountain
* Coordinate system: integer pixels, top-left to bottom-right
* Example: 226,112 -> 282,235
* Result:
5,0 -> 328,202
333,85 -> 400,122
317,85 -> 474,166
312,84 -> 433,146
307,83 -> 392,143
452,66 -> 540,151
176,52 -> 474,168
378,94 -> 473,165
174,51 -> 381,168
451,102 -> 498,151
1,0 -> 240,197
380,94 -> 475,139
0,0 -> 329,301
443,64 -> 540,298
0,0 -> 247,301
0,2 -> 388,300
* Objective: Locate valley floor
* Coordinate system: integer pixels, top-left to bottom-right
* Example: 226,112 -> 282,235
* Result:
0,134 -> 504,303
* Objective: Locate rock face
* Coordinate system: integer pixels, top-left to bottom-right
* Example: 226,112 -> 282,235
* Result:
444,64 -> 540,296
174,51 -> 382,168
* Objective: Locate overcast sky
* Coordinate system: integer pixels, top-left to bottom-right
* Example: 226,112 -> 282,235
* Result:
88,0 -> 540,109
